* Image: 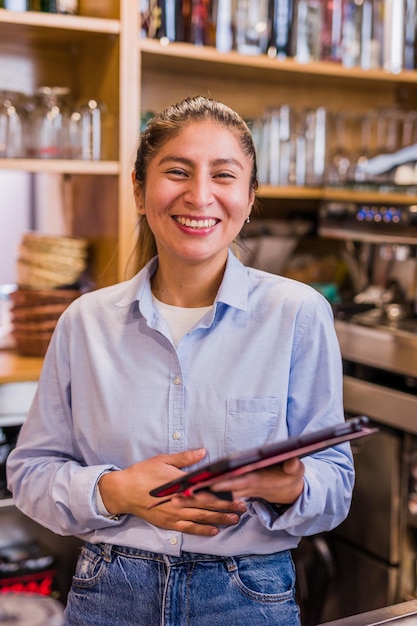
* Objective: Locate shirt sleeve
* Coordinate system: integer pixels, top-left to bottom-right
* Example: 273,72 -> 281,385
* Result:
6,310 -> 125,535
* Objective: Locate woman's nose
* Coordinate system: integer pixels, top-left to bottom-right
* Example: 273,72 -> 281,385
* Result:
183,175 -> 214,207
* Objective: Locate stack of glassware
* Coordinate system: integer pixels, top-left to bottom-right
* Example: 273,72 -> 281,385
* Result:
0,86 -> 113,160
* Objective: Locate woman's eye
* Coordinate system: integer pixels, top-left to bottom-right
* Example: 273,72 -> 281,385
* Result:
214,171 -> 235,179
167,168 -> 188,177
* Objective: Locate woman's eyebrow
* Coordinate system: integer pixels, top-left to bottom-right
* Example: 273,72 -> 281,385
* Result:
158,155 -> 192,166
212,157 -> 244,170
158,155 -> 244,170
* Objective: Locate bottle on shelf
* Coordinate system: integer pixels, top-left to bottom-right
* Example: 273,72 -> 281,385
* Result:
292,0 -> 324,63
383,0 -> 404,74
28,0 -> 55,9
404,0 -> 417,70
359,0 -> 382,70
56,0 -> 78,13
341,0 -> 363,68
189,0 -> 215,46
27,0 -> 78,12
235,0 -> 269,54
267,0 -> 294,58
321,0 -> 345,63
140,0 -> 185,42
214,0 -> 234,52
4,0 -> 28,9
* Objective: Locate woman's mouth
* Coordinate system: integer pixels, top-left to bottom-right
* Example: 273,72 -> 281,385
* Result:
173,216 -> 218,229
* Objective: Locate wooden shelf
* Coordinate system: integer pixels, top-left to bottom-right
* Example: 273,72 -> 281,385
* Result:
321,187 -> 417,205
258,185 -> 322,200
0,8 -> 120,35
0,159 -> 119,175
0,350 -> 43,384
140,38 -> 417,88
257,185 -> 417,204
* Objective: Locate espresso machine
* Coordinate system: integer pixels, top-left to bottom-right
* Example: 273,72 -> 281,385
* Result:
318,200 -> 417,332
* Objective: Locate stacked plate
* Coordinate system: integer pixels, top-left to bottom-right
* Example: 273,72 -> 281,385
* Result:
11,233 -> 88,357
10,288 -> 81,357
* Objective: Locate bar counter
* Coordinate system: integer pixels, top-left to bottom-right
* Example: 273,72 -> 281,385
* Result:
320,599 -> 417,625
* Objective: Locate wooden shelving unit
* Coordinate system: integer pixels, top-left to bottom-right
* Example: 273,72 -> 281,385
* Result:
1,2 -> 417,376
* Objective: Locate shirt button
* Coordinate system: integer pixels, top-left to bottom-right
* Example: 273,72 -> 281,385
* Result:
174,376 -> 181,385
172,431 -> 181,441
170,537 -> 178,545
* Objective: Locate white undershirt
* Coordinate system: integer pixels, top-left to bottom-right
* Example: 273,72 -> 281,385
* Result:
152,294 -> 212,347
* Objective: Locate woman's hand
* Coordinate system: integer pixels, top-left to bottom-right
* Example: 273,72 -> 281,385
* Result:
98,448 -> 247,536
211,458 -> 305,508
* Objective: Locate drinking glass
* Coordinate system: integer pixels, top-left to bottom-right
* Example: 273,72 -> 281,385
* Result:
0,91 -> 24,158
303,106 -> 327,185
327,112 -> 351,184
32,86 -> 71,159
68,99 -> 112,160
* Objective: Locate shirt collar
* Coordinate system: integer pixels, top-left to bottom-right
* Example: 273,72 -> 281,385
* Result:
115,249 -> 249,312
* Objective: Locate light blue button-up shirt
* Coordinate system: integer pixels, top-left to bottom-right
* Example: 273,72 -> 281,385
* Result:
7,251 -> 354,557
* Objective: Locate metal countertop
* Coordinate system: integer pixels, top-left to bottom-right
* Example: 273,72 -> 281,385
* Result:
335,319 -> 417,379
319,599 -> 417,625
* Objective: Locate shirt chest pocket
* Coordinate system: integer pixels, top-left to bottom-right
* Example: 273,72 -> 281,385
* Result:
225,397 -> 280,455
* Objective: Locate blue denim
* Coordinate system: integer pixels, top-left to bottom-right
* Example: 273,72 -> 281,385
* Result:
63,543 -> 301,626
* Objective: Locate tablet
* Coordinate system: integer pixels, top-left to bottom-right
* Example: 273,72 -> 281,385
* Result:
149,415 -> 376,505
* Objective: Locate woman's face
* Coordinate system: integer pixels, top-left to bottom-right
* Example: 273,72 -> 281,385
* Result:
135,120 -> 255,269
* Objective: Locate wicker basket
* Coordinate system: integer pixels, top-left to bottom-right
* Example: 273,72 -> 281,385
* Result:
12,329 -> 54,358
11,303 -> 70,322
10,288 -> 80,307
11,287 -> 81,357
20,233 -> 88,257
17,233 -> 89,289
17,259 -> 85,289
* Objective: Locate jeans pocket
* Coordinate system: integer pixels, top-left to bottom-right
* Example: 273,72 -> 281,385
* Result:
229,552 -> 296,603
71,543 -> 110,589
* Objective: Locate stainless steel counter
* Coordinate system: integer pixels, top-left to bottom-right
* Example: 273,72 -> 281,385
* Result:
335,319 -> 417,379
319,599 -> 417,625
335,320 -> 417,435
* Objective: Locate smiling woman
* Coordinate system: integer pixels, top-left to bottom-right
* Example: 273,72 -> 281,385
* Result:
133,96 -> 259,277
7,96 -> 354,626
133,117 -> 255,307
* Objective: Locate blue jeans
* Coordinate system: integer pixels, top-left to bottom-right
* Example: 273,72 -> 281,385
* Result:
63,543 -> 301,626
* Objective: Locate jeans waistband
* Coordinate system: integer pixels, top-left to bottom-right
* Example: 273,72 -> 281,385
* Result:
88,542 -> 288,568
90,542 -> 232,565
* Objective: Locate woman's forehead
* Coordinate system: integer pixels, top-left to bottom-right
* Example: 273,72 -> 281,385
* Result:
159,120 -> 245,153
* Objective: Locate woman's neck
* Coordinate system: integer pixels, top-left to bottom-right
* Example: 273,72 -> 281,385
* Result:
151,259 -> 226,308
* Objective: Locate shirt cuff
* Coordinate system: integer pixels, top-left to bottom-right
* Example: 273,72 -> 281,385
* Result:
94,470 -> 121,520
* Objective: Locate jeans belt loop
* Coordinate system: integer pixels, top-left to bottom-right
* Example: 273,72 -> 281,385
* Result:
225,556 -> 238,573
101,543 -> 113,563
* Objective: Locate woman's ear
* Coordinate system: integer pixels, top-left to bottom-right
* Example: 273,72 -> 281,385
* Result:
248,189 -> 256,215
131,171 -> 145,215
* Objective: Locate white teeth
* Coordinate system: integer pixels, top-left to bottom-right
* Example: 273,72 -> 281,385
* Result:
175,217 -> 217,228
